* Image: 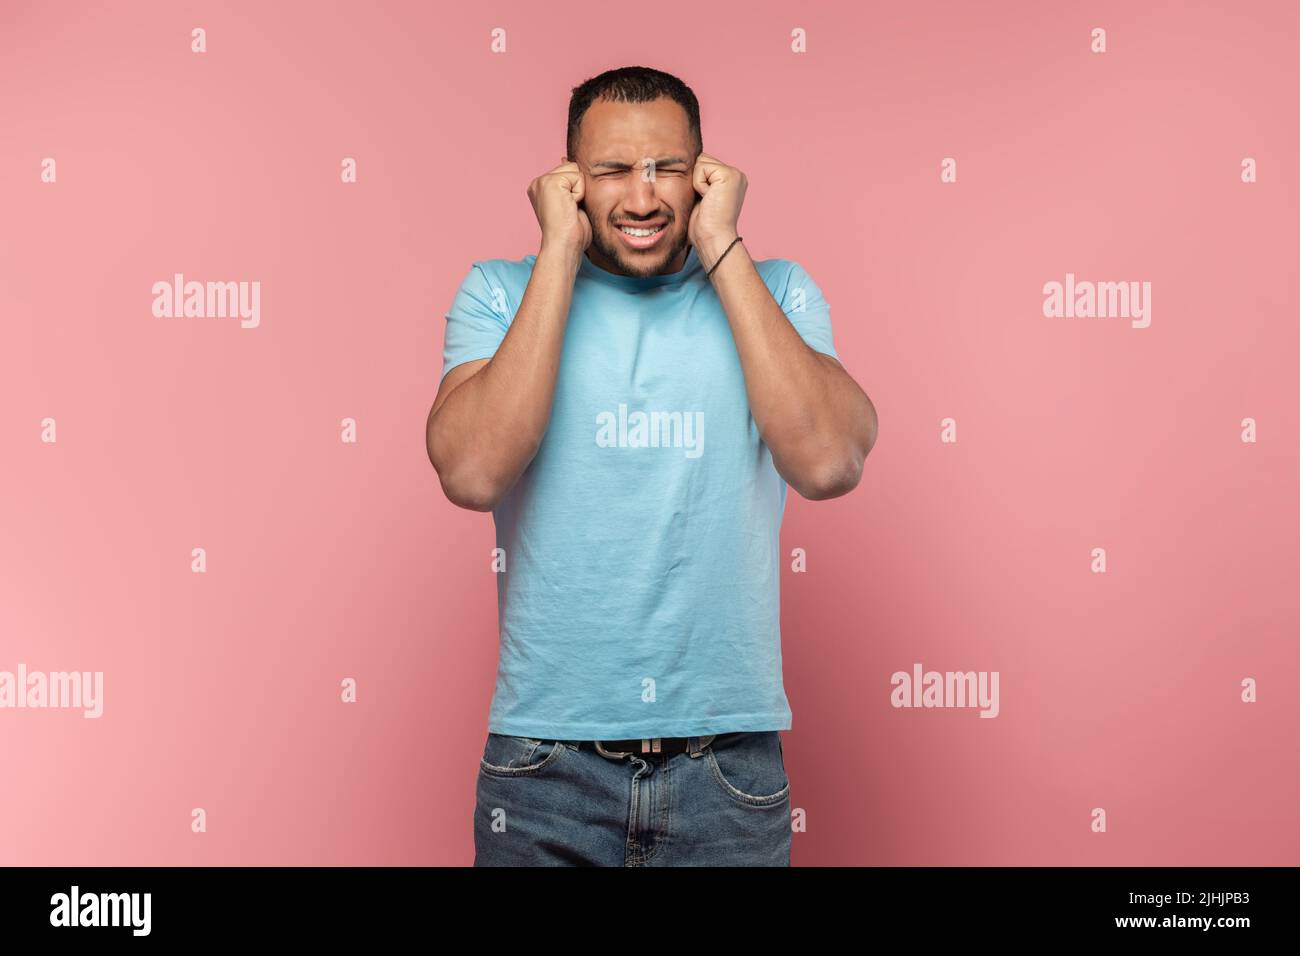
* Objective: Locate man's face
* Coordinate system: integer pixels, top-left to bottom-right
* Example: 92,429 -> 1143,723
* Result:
570,97 -> 699,278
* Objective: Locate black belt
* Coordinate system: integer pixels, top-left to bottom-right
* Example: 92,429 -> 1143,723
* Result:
593,736 -> 712,757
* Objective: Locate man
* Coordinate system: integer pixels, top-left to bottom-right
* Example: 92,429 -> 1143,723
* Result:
426,66 -> 877,866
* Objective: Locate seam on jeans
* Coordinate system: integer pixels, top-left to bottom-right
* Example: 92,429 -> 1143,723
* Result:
703,741 -> 791,807
479,738 -> 568,777
641,757 -> 670,864
625,760 -> 642,863
639,759 -> 670,868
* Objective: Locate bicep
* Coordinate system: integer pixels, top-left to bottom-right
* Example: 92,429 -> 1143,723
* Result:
431,358 -> 489,419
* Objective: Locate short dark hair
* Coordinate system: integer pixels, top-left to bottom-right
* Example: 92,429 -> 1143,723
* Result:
566,66 -> 702,163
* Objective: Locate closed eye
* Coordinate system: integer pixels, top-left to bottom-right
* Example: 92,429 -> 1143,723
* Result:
596,167 -> 687,178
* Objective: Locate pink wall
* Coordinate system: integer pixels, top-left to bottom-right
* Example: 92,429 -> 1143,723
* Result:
1,0 -> 1296,865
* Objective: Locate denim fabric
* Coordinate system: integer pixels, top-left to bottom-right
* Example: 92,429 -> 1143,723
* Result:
473,730 -> 792,866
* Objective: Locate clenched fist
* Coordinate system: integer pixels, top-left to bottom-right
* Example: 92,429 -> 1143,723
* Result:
528,160 -> 592,254
689,152 -> 747,268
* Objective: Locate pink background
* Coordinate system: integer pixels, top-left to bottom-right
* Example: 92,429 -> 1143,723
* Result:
2,0 -> 1297,866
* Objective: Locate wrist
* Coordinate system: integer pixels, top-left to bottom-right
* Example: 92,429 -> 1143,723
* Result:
538,239 -> 585,274
697,232 -> 741,274
696,232 -> 740,272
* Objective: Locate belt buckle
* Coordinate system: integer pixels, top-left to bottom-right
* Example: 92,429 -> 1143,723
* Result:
594,739 -> 633,759
595,735 -> 716,760
594,737 -> 663,758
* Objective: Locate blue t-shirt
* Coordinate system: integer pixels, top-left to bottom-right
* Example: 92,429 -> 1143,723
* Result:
440,245 -> 838,739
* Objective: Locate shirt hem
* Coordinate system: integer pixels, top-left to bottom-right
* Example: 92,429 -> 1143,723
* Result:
440,352 -> 498,382
486,712 -> 792,740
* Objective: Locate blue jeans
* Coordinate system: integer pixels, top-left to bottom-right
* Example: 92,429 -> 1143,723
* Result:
473,731 -> 792,866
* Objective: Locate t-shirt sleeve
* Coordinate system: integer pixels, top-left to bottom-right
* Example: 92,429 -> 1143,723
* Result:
440,262 -> 511,383
777,260 -> 839,360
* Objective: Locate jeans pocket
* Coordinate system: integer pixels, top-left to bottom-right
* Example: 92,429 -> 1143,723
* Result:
479,733 -> 568,778
704,731 -> 790,807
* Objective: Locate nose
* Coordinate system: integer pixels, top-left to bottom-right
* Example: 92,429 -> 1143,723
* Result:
621,172 -> 662,217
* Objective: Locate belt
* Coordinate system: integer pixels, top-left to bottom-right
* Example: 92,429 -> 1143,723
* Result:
593,736 -> 715,758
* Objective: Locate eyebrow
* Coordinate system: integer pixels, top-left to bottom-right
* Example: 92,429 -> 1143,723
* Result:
589,156 -> 691,171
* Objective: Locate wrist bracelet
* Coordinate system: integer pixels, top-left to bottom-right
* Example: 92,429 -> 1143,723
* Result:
706,235 -> 743,277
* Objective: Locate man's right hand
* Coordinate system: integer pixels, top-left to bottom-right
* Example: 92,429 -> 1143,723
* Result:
429,162 -> 590,511
527,161 -> 592,254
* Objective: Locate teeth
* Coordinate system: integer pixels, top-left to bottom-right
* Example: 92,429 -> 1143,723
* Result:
620,225 -> 662,237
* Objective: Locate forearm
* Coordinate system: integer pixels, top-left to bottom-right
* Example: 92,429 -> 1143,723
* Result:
704,239 -> 876,499
428,244 -> 582,507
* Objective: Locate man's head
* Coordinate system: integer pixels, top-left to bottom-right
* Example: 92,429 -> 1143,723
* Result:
566,66 -> 702,278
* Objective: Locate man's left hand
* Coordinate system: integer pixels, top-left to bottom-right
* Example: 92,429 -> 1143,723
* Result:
689,152 -> 747,268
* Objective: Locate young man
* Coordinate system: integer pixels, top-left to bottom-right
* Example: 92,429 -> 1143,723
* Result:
427,66 -> 877,866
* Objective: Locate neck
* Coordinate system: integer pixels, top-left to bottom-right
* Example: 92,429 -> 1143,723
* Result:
585,244 -> 690,277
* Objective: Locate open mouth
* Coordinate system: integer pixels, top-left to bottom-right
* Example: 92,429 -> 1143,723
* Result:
615,221 -> 667,250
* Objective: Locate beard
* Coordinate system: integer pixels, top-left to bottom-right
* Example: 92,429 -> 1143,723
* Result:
589,217 -> 692,278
